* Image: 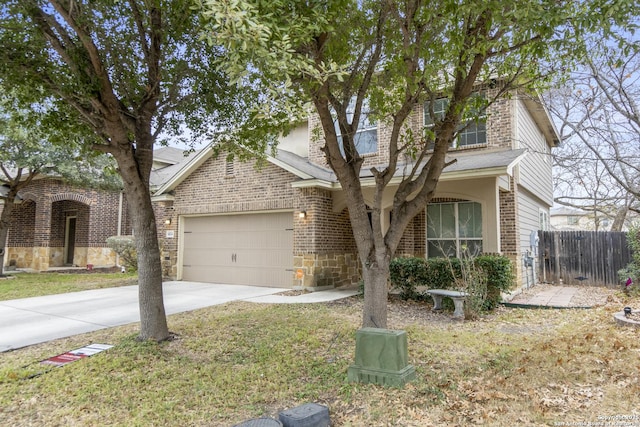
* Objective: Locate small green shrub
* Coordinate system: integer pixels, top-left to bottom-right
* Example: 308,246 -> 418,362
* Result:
389,257 -> 428,300
390,255 -> 514,313
474,255 -> 514,310
106,236 -> 137,272
619,226 -> 640,293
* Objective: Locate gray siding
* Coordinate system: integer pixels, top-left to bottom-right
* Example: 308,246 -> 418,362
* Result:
517,188 -> 545,256
514,97 -> 554,205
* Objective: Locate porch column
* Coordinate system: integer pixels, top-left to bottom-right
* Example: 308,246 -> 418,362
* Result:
32,198 -> 52,271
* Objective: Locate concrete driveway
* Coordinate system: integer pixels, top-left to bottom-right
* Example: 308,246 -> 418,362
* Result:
0,281 -> 359,353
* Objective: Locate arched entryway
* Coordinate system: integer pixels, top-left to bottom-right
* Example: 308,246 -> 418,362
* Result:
50,197 -> 91,267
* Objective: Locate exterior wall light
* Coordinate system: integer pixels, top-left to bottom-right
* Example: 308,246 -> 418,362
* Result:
298,211 -> 307,219
165,218 -> 172,225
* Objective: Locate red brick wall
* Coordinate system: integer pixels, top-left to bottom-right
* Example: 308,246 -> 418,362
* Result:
294,187 -> 356,254
174,155 -> 298,215
8,200 -> 36,247
307,88 -> 515,168
11,178 -> 127,247
168,152 -> 360,286
6,178 -> 130,269
499,178 -> 519,255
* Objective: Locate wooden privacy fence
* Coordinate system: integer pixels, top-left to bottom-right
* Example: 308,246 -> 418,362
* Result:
537,231 -> 631,287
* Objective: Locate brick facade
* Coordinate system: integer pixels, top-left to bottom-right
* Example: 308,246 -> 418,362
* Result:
4,178 -> 129,270
159,88 -> 540,289
302,88 -> 525,288
163,154 -> 361,288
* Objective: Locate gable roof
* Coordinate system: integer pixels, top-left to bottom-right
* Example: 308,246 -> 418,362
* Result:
153,146 -> 191,166
521,93 -> 561,147
152,144 -> 319,198
149,148 -> 197,190
152,144 -> 527,198
289,148 -> 527,189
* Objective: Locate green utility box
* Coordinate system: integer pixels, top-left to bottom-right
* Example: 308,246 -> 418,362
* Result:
347,328 -> 416,387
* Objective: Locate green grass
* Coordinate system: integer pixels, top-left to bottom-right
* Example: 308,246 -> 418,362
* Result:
0,271 -> 138,300
1,293 -> 640,426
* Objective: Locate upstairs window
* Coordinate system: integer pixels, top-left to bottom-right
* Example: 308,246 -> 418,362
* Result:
424,96 -> 487,149
334,97 -> 378,155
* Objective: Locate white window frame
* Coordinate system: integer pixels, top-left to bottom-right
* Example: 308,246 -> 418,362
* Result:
426,201 -> 483,258
424,96 -> 487,149
539,209 -> 550,231
334,97 -> 378,155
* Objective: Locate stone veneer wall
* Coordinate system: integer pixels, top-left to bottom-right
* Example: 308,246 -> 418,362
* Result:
293,187 -> 360,288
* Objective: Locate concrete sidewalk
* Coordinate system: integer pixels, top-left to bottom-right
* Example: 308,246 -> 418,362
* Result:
0,282 -> 359,353
504,285 -> 608,308
507,286 -> 577,307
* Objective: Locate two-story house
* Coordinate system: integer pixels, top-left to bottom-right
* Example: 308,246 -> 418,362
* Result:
153,88 -> 559,289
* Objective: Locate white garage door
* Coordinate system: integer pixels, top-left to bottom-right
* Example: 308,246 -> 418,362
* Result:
182,212 -> 294,287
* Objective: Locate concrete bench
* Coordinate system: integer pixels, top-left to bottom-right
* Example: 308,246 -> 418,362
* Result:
426,289 -> 468,318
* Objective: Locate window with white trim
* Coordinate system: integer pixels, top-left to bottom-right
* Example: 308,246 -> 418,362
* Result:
334,97 -> 378,155
427,201 -> 483,258
539,210 -> 549,231
424,96 -> 487,149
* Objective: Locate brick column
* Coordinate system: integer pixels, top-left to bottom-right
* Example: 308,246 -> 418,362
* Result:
32,198 -> 52,271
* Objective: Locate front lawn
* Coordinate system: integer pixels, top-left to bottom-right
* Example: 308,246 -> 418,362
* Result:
0,271 -> 138,301
1,291 -> 639,426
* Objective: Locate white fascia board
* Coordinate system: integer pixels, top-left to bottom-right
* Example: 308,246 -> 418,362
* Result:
291,179 -> 342,190
290,151 -> 527,189
267,156 -> 315,180
151,193 -> 175,202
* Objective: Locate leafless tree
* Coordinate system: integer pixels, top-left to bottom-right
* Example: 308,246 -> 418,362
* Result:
547,34 -> 640,231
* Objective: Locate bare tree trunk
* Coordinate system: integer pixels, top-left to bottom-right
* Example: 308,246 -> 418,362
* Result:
115,146 -> 169,341
611,205 -> 629,232
361,259 -> 390,328
0,201 -> 13,277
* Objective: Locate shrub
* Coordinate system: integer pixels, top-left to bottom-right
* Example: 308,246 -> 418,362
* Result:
106,236 -> 137,272
389,257 -> 428,300
390,255 -> 514,314
474,255 -> 514,310
618,225 -> 640,294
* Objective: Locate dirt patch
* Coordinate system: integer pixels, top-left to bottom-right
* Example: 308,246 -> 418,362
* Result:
326,294 -> 467,328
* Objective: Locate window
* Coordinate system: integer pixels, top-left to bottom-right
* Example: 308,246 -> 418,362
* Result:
567,215 -> 580,225
539,210 -> 549,231
427,201 -> 483,258
335,97 -> 378,155
424,96 -> 487,149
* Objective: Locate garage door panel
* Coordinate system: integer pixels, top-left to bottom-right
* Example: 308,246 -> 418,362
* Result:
182,212 -> 293,287
184,248 -> 230,266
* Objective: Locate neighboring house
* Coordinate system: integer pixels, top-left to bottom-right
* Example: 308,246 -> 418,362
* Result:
549,206 -> 636,231
153,88 -> 559,289
1,176 -> 130,270
1,147 -> 193,271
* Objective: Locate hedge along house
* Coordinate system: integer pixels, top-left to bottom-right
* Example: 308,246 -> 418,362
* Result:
1,177 -> 131,271
154,88 -> 559,289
